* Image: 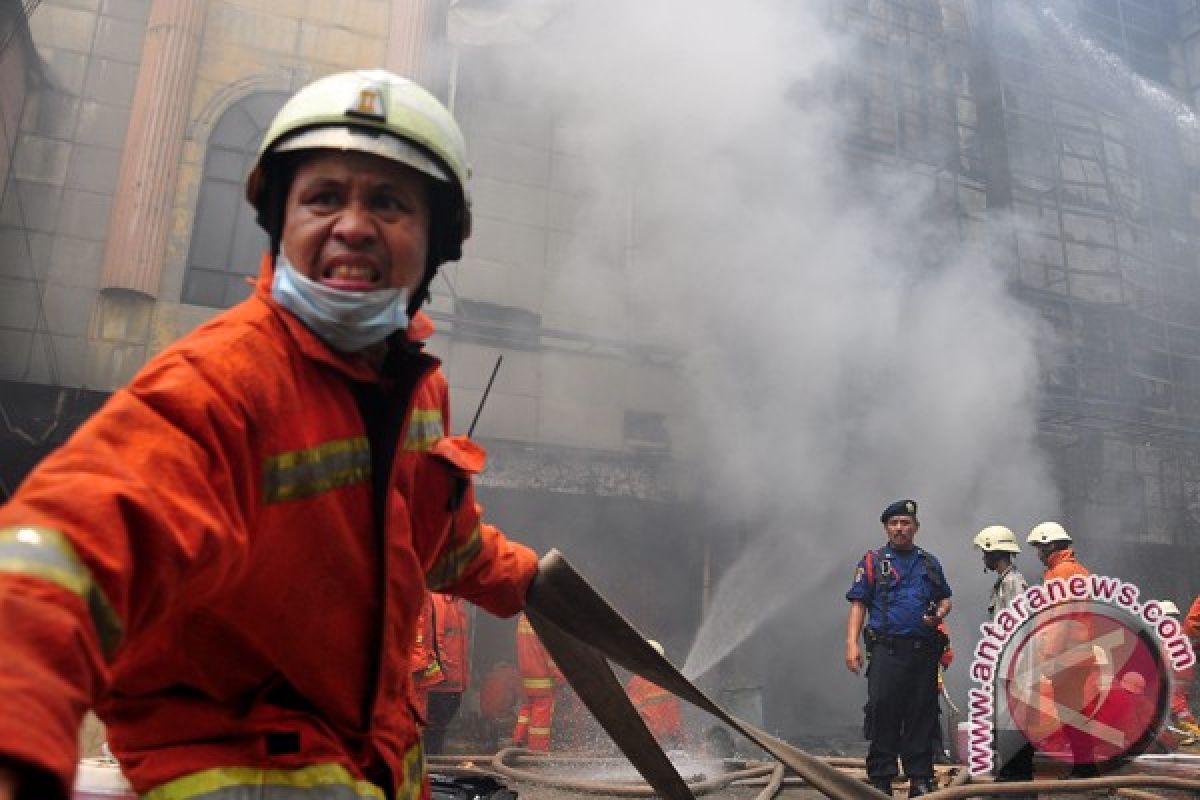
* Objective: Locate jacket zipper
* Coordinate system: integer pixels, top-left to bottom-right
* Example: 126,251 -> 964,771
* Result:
358,354 -> 438,736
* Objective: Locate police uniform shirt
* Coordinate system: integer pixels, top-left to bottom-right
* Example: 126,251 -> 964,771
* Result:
845,545 -> 952,638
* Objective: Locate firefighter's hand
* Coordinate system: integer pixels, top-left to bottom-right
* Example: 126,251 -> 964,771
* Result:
0,765 -> 13,800
846,641 -> 864,674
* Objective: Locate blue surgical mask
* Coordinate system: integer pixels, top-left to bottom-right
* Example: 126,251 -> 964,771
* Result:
270,250 -> 409,352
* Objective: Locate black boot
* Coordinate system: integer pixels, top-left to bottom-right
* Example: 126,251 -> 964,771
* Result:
868,777 -> 893,796
907,777 -> 936,797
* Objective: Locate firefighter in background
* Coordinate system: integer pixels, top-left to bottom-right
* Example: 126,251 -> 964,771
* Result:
479,660 -> 521,749
973,526 -> 1034,793
1026,521 -> 1097,778
1186,595 -> 1200,646
411,593 -> 444,719
425,593 -> 470,754
0,70 -> 543,800
409,592 -> 471,753
1159,601 -> 1200,744
513,613 -> 564,751
1187,594 -> 1200,730
845,499 -> 953,798
625,641 -> 686,750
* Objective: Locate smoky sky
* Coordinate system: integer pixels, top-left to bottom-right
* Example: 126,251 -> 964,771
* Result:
456,1 -> 1064,731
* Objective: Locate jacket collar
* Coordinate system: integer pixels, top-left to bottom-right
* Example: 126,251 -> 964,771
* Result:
253,251 -> 438,381
1046,548 -> 1077,570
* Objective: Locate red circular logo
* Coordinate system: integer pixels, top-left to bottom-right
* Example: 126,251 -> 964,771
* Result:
997,601 -> 1169,768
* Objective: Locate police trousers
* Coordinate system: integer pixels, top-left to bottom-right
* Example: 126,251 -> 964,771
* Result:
863,636 -> 940,782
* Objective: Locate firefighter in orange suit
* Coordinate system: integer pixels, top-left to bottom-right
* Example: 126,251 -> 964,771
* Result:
1026,522 -> 1096,777
1161,600 -> 1200,741
424,593 -> 470,754
411,593 -> 444,719
0,70 -> 543,800
513,613 -> 564,751
479,660 -> 521,749
625,641 -> 685,749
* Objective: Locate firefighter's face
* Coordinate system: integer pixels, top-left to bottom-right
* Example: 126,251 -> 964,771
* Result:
884,515 -> 917,550
1034,543 -> 1054,566
282,150 -> 431,294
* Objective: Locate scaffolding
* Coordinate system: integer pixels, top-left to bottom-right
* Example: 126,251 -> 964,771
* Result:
836,0 -> 1200,589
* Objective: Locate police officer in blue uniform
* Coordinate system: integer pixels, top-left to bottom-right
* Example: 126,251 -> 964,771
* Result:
845,500 -> 953,797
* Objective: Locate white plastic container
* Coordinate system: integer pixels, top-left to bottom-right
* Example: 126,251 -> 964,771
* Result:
72,758 -> 136,800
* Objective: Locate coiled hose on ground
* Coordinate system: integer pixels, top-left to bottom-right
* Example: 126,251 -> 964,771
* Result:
429,750 -> 1200,799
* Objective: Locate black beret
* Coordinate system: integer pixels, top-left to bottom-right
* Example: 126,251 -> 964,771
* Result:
881,499 -> 918,524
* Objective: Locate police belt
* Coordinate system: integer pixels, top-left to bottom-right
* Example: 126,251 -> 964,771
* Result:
864,629 -> 938,650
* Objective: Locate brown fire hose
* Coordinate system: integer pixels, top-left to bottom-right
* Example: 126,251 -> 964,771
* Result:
524,550 -> 888,800
519,550 -> 1200,800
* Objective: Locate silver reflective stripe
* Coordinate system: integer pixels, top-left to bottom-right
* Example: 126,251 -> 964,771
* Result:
262,437 -> 371,503
0,526 -> 122,658
402,409 -> 444,452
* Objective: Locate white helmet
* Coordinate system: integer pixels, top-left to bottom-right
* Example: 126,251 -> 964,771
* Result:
973,526 -> 1021,553
1160,601 -> 1181,616
647,639 -> 665,657
1027,521 -> 1072,545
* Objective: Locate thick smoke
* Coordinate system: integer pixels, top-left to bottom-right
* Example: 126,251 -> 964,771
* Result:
463,1 -> 1061,732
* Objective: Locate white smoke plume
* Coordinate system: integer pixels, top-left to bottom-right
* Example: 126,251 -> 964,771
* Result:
462,0 -> 1061,730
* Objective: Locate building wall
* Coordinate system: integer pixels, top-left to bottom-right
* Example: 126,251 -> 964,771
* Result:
0,0 -> 149,388
0,1 -> 683,503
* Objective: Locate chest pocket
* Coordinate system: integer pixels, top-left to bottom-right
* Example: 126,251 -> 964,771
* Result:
416,436 -> 487,591
430,436 -> 485,511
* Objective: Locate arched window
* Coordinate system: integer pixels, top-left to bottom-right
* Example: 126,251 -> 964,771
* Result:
182,91 -> 287,308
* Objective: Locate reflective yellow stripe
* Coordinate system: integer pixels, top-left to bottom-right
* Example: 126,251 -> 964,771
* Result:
517,616 -> 533,634
403,409 -> 444,452
396,739 -> 426,800
523,678 -> 554,690
516,713 -> 530,722
142,742 -> 424,800
425,523 -> 482,591
263,437 -> 370,503
421,662 -> 444,679
143,763 -> 385,800
639,692 -> 674,708
529,727 -> 551,735
0,527 -> 122,658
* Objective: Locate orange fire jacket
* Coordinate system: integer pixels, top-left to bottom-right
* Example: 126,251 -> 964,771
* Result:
1039,548 -> 1092,658
412,594 -> 446,691
411,593 -> 470,694
626,676 -> 684,743
1185,595 -> 1200,644
430,593 -> 470,693
0,259 -> 538,798
516,614 -> 562,695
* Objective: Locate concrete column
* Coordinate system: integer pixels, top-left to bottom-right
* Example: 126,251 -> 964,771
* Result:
386,0 -> 439,84
99,0 -> 207,297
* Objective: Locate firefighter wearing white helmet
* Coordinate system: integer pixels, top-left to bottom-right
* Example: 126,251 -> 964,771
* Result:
0,69 -> 545,800
1025,520 -> 1096,777
973,527 -> 1028,618
1156,599 -> 1200,741
1026,521 -> 1085,574
972,526 -> 1033,786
